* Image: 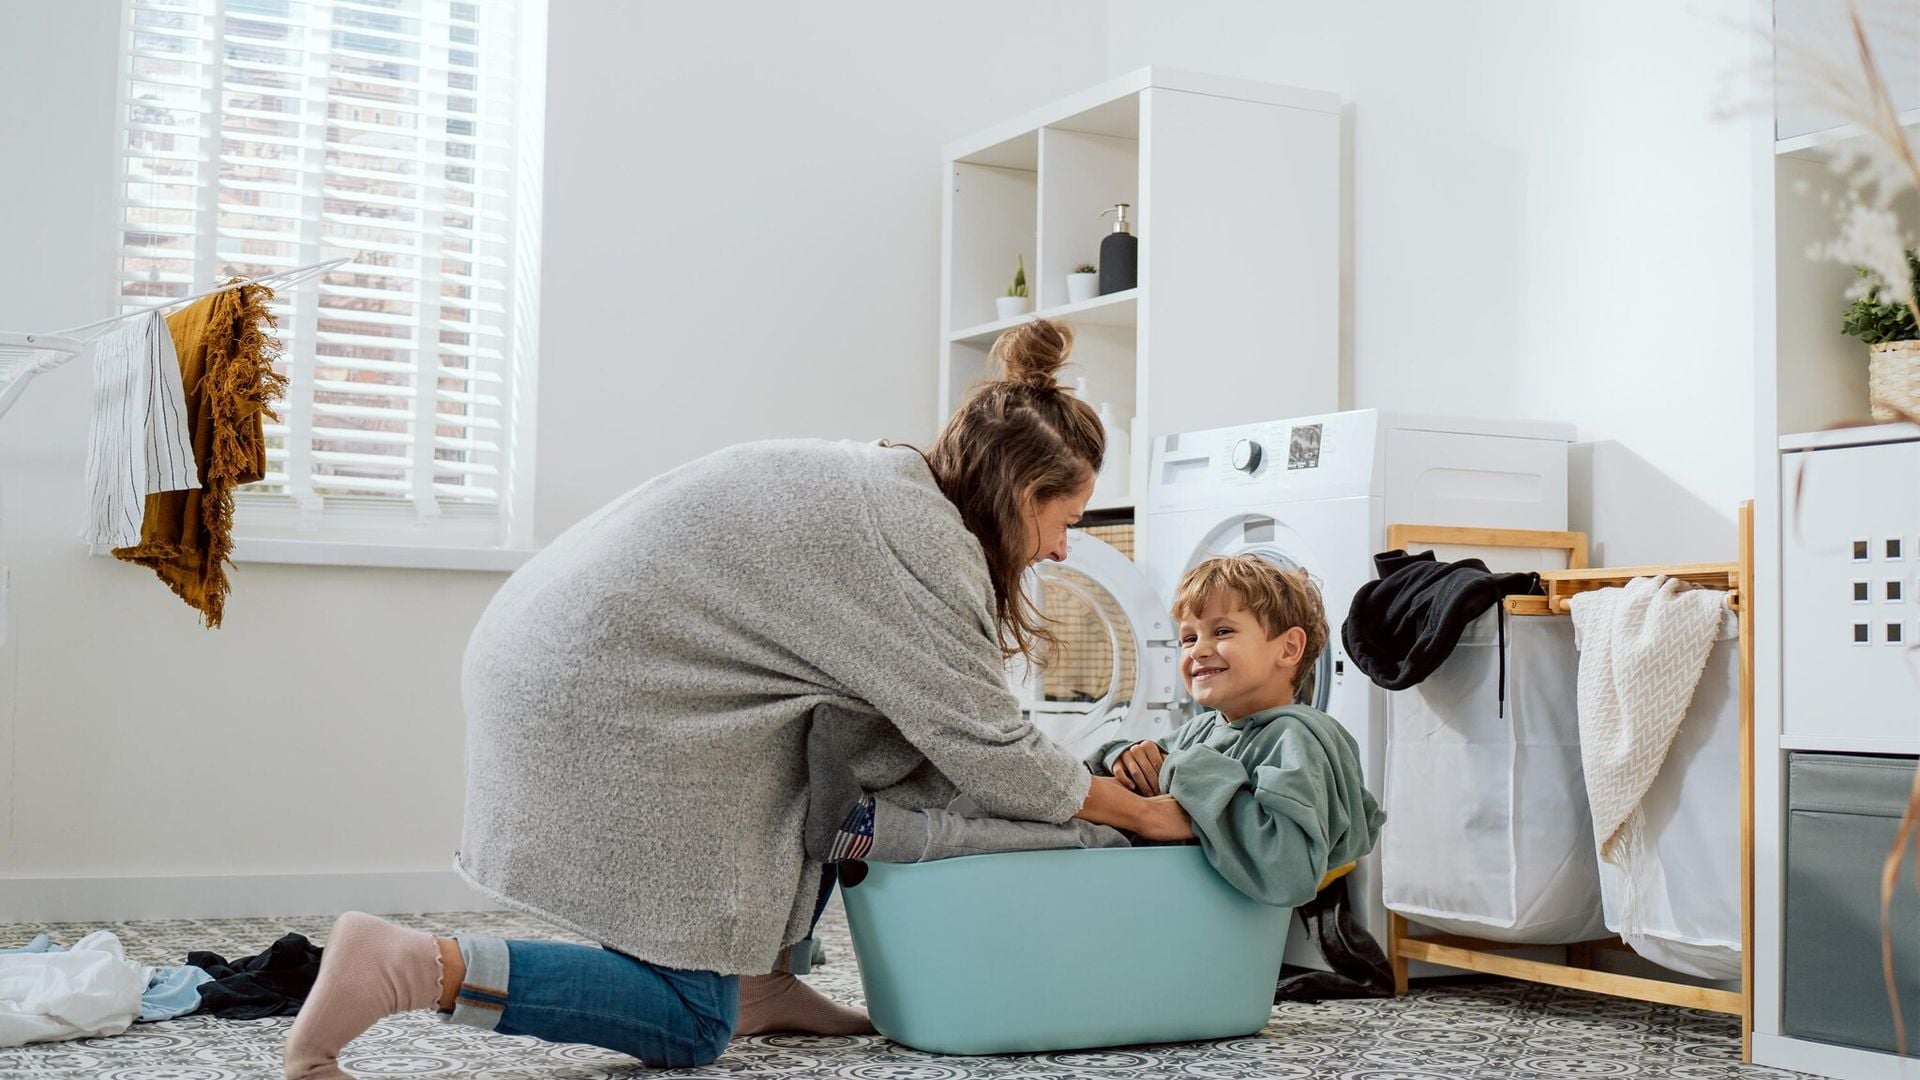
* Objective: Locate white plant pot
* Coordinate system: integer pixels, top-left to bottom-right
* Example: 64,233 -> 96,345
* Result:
995,296 -> 1032,321
1066,273 -> 1099,304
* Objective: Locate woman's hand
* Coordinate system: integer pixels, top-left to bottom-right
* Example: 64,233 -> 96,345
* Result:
1111,740 -> 1166,795
1075,776 -> 1193,841
1076,774 -> 1156,832
1133,795 -> 1194,842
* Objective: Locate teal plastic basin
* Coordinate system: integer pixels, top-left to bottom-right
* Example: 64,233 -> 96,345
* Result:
840,844 -> 1291,1055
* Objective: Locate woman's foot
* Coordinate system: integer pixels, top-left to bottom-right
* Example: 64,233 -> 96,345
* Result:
734,972 -> 876,1036
284,912 -> 446,1080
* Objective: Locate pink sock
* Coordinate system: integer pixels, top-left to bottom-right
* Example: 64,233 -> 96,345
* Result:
734,972 -> 877,1037
284,912 -> 445,1080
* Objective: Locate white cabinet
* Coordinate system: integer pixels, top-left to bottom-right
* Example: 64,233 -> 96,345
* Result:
1780,433 -> 1920,751
939,68 -> 1341,521
1759,6 -> 1920,1069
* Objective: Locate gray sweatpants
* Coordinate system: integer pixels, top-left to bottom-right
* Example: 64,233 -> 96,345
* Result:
867,795 -> 1130,863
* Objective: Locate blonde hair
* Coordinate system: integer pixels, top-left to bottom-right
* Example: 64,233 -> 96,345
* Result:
922,318 -> 1104,663
1173,555 -> 1328,676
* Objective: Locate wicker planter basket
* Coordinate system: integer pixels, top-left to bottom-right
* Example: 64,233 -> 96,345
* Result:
1868,340 -> 1920,421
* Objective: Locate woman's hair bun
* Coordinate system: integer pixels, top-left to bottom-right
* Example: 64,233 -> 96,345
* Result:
988,318 -> 1074,389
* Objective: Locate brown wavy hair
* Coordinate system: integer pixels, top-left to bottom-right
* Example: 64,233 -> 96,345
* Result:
1173,555 -> 1329,680
923,318 -> 1105,663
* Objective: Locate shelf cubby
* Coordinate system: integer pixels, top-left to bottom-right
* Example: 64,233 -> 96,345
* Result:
939,68 -> 1340,531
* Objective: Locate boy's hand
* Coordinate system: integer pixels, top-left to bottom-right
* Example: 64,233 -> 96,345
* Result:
1112,740 -> 1166,795
1134,794 -> 1194,842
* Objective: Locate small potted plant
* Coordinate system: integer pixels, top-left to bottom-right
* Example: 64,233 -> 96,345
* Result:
995,255 -> 1031,321
1067,262 -> 1098,304
1841,251 -> 1920,419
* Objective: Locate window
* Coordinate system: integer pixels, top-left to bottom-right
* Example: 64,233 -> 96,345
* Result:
115,0 -> 545,556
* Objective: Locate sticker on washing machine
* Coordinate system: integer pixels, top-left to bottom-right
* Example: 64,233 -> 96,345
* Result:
1287,424 -> 1323,470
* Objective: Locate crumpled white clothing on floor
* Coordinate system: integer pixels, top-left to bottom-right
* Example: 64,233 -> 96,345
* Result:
0,930 -> 146,1047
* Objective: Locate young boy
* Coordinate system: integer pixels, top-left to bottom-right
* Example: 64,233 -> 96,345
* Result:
1087,554 -> 1384,907
824,555 -> 1382,911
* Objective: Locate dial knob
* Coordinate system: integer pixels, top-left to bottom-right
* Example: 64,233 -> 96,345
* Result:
1231,438 -> 1263,473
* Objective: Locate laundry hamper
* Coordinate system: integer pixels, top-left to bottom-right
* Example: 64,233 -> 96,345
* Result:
1382,608 -> 1608,943
841,845 -> 1292,1055
1588,607 -> 1743,980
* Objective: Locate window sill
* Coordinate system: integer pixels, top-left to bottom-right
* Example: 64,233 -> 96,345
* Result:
92,538 -> 534,571
228,538 -> 535,572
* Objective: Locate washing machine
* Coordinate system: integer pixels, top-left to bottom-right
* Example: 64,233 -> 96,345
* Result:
1012,409 -> 1573,943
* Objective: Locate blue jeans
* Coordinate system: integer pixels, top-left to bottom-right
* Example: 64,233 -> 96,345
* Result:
447,865 -> 837,1066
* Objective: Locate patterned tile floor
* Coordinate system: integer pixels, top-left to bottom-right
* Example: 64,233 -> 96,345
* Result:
0,903 -> 1806,1080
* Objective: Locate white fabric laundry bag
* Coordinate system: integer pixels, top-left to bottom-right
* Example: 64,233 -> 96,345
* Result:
1383,608 -> 1608,943
1582,604 -> 1744,980
0,930 -> 146,1047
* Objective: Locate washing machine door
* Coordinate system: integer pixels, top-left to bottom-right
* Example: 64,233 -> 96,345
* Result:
1178,513 -> 1335,716
1010,531 -> 1180,759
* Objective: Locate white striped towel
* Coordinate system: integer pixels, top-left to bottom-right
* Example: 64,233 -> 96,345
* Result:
82,312 -> 197,547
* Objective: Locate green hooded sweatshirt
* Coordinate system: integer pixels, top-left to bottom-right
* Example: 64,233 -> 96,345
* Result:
1089,705 -> 1385,908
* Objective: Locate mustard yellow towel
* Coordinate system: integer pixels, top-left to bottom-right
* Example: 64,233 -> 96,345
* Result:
113,283 -> 287,628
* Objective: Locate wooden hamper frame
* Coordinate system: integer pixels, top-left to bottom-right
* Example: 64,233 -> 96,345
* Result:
1379,504 -> 1755,1059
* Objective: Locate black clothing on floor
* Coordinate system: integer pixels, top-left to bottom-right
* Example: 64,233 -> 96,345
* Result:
188,932 -> 323,1020
1274,876 -> 1395,1002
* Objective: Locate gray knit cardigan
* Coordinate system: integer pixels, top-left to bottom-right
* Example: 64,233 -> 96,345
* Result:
454,439 -> 1091,974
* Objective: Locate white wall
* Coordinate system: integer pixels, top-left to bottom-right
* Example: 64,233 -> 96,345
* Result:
535,1 -> 1114,535
0,0 -> 1109,916
1105,0 -> 1760,565
0,0 -> 1763,916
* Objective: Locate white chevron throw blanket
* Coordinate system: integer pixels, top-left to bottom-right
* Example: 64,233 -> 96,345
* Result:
1567,576 -> 1726,934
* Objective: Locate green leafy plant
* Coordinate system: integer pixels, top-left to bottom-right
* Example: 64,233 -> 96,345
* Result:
1074,263 -> 1096,274
1004,254 -> 1028,299
1841,253 -> 1920,344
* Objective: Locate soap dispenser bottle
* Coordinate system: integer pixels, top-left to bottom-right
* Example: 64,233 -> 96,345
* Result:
1097,203 -> 1138,295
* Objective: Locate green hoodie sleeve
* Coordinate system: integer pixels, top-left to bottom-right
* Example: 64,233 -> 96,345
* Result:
1084,737 -> 1137,776
1164,722 -> 1383,908
1085,714 -> 1209,776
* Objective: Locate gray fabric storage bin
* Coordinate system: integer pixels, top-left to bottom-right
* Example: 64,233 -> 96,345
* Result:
1784,753 -> 1920,1054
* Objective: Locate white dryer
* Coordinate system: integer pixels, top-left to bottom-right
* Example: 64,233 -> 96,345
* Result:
1012,409 -> 1573,942
1015,532 -> 1180,759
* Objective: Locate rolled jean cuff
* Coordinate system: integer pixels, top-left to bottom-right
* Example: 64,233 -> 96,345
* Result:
444,934 -> 512,1031
783,935 -> 818,976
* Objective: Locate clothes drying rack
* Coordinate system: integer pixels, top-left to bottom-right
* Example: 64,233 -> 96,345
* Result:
1380,501 -> 1756,1060
0,256 -> 350,422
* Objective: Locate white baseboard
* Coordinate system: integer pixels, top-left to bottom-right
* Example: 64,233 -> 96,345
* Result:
0,870 -> 500,923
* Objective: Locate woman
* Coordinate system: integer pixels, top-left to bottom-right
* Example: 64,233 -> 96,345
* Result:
283,320 -> 1191,1079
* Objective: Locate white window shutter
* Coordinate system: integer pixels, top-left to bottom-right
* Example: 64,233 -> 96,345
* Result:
116,0 -> 541,545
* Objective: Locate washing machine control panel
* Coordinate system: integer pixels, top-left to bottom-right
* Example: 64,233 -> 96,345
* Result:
1150,411 -> 1381,509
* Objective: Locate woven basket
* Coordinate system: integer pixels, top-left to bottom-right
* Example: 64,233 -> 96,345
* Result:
1868,340 -> 1920,421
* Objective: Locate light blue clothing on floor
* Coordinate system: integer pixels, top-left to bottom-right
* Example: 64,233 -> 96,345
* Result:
3,934 -> 210,1022
138,966 -> 212,1022
0,934 -> 52,955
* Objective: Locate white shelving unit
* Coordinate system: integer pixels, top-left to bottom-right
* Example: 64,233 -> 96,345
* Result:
938,67 -> 1340,532
1754,4 -> 1920,1075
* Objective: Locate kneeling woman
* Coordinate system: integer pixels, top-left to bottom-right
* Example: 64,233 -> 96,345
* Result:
282,320 -> 1191,1079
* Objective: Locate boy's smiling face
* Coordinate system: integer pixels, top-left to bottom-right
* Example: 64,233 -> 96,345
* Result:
1177,590 -> 1307,723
